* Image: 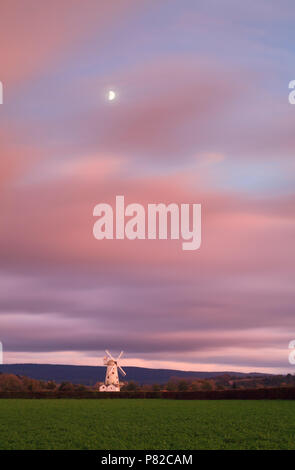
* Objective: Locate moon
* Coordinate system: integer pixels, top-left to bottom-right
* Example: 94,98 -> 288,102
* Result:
108,90 -> 116,101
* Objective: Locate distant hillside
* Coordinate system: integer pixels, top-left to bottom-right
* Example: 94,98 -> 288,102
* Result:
0,364 -> 269,385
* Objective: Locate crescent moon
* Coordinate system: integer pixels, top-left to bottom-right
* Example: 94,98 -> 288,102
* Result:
108,90 -> 116,101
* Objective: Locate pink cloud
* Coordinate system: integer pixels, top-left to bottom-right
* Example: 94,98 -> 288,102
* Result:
0,0 -> 141,87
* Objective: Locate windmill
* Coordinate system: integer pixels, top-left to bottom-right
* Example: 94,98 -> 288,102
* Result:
99,350 -> 126,391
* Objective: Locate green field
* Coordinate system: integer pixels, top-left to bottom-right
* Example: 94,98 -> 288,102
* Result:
1,399 -> 295,450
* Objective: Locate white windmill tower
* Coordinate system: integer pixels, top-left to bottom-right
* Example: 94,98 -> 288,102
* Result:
99,350 -> 126,391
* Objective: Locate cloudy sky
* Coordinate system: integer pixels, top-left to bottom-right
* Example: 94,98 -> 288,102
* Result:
0,0 -> 295,373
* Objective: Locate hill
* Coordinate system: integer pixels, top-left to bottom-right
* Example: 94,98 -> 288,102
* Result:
0,363 -> 269,385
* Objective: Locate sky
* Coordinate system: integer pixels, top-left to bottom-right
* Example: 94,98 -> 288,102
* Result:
0,0 -> 295,374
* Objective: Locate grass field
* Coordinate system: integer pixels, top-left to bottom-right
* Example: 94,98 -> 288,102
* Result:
1,399 -> 295,450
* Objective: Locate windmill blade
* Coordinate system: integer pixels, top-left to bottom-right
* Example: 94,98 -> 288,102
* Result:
105,349 -> 115,361
118,365 -> 126,376
117,350 -> 124,360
